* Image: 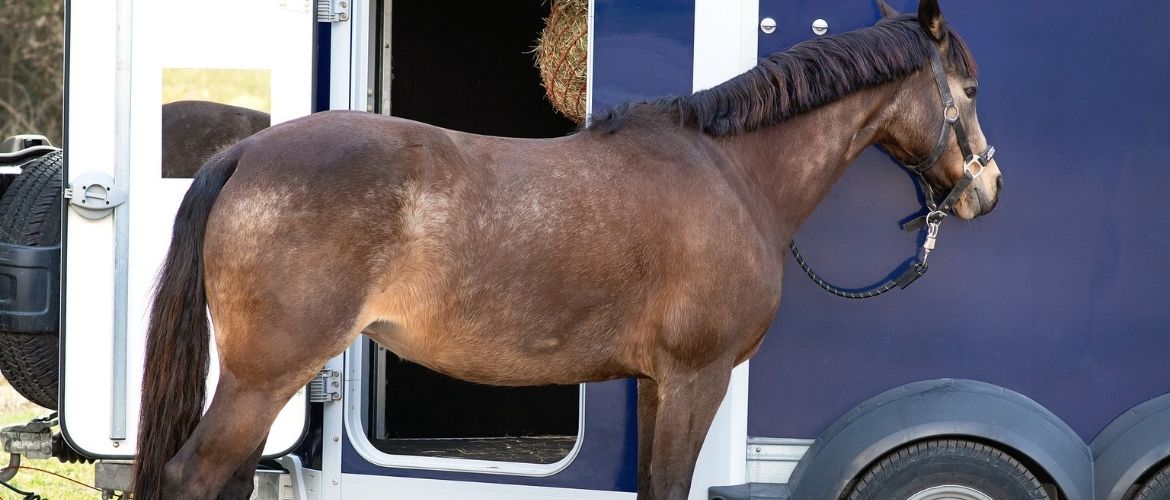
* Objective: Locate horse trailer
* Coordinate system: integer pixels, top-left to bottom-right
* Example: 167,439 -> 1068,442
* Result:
1,0 -> 1169,498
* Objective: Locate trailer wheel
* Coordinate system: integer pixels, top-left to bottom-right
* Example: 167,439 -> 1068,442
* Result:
1136,463 -> 1170,500
845,439 -> 1049,500
0,150 -> 62,410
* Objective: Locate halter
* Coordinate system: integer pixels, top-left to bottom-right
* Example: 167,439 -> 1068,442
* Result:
905,45 -> 996,217
789,42 -> 996,299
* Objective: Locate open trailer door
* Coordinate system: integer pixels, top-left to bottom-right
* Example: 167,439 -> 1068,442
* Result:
60,0 -> 315,458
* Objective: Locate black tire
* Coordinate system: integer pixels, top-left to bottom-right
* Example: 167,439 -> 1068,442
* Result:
1136,463 -> 1170,500
846,439 -> 1049,500
0,150 -> 62,410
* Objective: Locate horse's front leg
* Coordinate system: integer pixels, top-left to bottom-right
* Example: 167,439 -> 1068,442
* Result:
637,377 -> 659,491
640,363 -> 733,500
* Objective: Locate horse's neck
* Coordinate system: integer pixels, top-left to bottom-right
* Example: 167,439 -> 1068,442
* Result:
717,82 -> 898,241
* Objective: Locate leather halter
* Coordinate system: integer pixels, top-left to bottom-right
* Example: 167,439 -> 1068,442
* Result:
904,45 -> 996,217
789,42 -> 997,298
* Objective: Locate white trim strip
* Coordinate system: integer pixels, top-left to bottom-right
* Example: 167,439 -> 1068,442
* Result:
341,473 -> 635,500
688,1 -> 759,497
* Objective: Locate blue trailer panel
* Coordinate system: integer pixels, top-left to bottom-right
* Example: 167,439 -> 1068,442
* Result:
749,0 -> 1170,447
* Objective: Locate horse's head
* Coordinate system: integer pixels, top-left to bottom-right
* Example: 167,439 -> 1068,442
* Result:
877,0 -> 1001,220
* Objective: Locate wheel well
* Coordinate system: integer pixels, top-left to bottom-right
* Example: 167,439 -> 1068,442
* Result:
1127,456 -> 1170,500
787,379 -> 1092,500
1092,392 -> 1170,500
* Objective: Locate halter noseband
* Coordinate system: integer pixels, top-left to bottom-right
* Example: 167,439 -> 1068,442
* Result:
788,42 -> 997,298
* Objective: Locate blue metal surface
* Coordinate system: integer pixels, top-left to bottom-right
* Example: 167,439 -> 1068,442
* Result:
748,0 -> 1170,442
590,0 -> 695,113
342,378 -> 638,492
313,21 -> 330,113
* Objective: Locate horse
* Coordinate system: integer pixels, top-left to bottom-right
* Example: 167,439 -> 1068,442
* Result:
161,100 -> 270,178
131,1 -> 1000,498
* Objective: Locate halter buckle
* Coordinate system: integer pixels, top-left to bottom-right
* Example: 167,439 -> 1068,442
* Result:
964,145 -> 996,178
964,156 -> 985,179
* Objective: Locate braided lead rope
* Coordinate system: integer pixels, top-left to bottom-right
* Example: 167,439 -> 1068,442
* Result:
788,240 -> 899,299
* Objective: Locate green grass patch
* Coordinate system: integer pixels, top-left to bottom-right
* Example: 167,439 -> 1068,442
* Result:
162,67 -> 271,112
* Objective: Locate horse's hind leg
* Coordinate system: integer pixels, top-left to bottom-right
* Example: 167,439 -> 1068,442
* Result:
641,365 -> 733,500
216,440 -> 265,500
161,371 -> 311,499
162,322 -> 354,498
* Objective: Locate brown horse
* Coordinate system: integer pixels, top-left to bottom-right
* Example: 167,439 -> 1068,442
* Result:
132,1 -> 1000,498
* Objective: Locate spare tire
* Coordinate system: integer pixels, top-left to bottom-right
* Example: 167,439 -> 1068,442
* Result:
0,150 -> 63,410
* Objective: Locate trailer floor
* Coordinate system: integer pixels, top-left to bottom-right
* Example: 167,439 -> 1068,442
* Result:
371,435 -> 577,464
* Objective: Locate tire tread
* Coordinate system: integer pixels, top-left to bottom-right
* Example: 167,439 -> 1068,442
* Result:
1136,464 -> 1170,500
0,150 -> 63,410
847,438 -> 1048,500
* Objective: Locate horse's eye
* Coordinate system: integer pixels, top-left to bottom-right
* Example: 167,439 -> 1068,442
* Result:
964,86 -> 978,99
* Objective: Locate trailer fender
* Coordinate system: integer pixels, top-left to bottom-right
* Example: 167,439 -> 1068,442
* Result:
1092,392 -> 1170,500
787,378 -> 1091,500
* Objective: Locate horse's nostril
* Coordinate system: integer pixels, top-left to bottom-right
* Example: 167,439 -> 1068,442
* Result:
995,175 -> 1003,191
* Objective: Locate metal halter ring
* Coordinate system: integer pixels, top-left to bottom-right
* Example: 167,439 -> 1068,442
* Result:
944,103 -> 960,123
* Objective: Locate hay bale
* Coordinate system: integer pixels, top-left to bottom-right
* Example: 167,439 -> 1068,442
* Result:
536,0 -> 589,124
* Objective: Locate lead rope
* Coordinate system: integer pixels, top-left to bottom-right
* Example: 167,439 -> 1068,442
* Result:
788,240 -> 900,299
788,207 -> 945,300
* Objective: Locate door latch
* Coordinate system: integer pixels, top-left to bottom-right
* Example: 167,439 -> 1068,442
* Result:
308,370 -> 342,402
316,0 -> 349,22
64,172 -> 128,220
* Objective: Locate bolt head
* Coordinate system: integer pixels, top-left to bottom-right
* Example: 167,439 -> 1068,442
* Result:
812,18 -> 829,36
760,17 -> 777,34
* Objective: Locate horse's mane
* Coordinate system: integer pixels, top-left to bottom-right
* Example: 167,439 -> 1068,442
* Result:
588,15 -> 977,136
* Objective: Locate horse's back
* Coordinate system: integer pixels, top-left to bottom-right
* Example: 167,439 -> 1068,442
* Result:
201,110 -> 780,385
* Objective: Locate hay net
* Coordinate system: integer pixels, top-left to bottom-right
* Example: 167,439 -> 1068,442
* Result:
535,0 -> 589,124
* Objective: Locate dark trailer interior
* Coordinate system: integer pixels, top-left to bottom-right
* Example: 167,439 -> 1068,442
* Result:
365,0 -> 580,464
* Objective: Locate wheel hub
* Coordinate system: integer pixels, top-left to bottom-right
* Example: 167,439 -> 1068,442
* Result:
906,485 -> 996,500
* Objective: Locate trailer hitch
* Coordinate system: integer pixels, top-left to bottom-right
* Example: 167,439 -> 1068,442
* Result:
0,413 -> 92,482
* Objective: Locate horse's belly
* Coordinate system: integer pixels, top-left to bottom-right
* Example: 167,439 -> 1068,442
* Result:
361,317 -> 632,387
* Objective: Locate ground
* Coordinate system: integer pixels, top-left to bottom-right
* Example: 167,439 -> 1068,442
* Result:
0,375 -> 98,499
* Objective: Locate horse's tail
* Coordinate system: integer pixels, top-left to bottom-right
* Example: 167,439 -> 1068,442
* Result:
131,148 -> 241,499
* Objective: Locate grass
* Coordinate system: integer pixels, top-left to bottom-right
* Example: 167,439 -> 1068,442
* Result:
162,68 -> 272,112
1,376 -> 100,500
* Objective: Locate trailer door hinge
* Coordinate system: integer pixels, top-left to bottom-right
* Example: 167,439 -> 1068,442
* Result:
316,0 -> 349,22
308,370 -> 342,403
64,172 -> 128,220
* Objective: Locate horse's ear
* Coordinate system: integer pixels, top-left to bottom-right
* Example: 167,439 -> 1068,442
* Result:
877,0 -> 899,19
917,0 -> 946,41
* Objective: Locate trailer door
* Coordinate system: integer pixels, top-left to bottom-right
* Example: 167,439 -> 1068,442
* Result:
61,0 -> 315,458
